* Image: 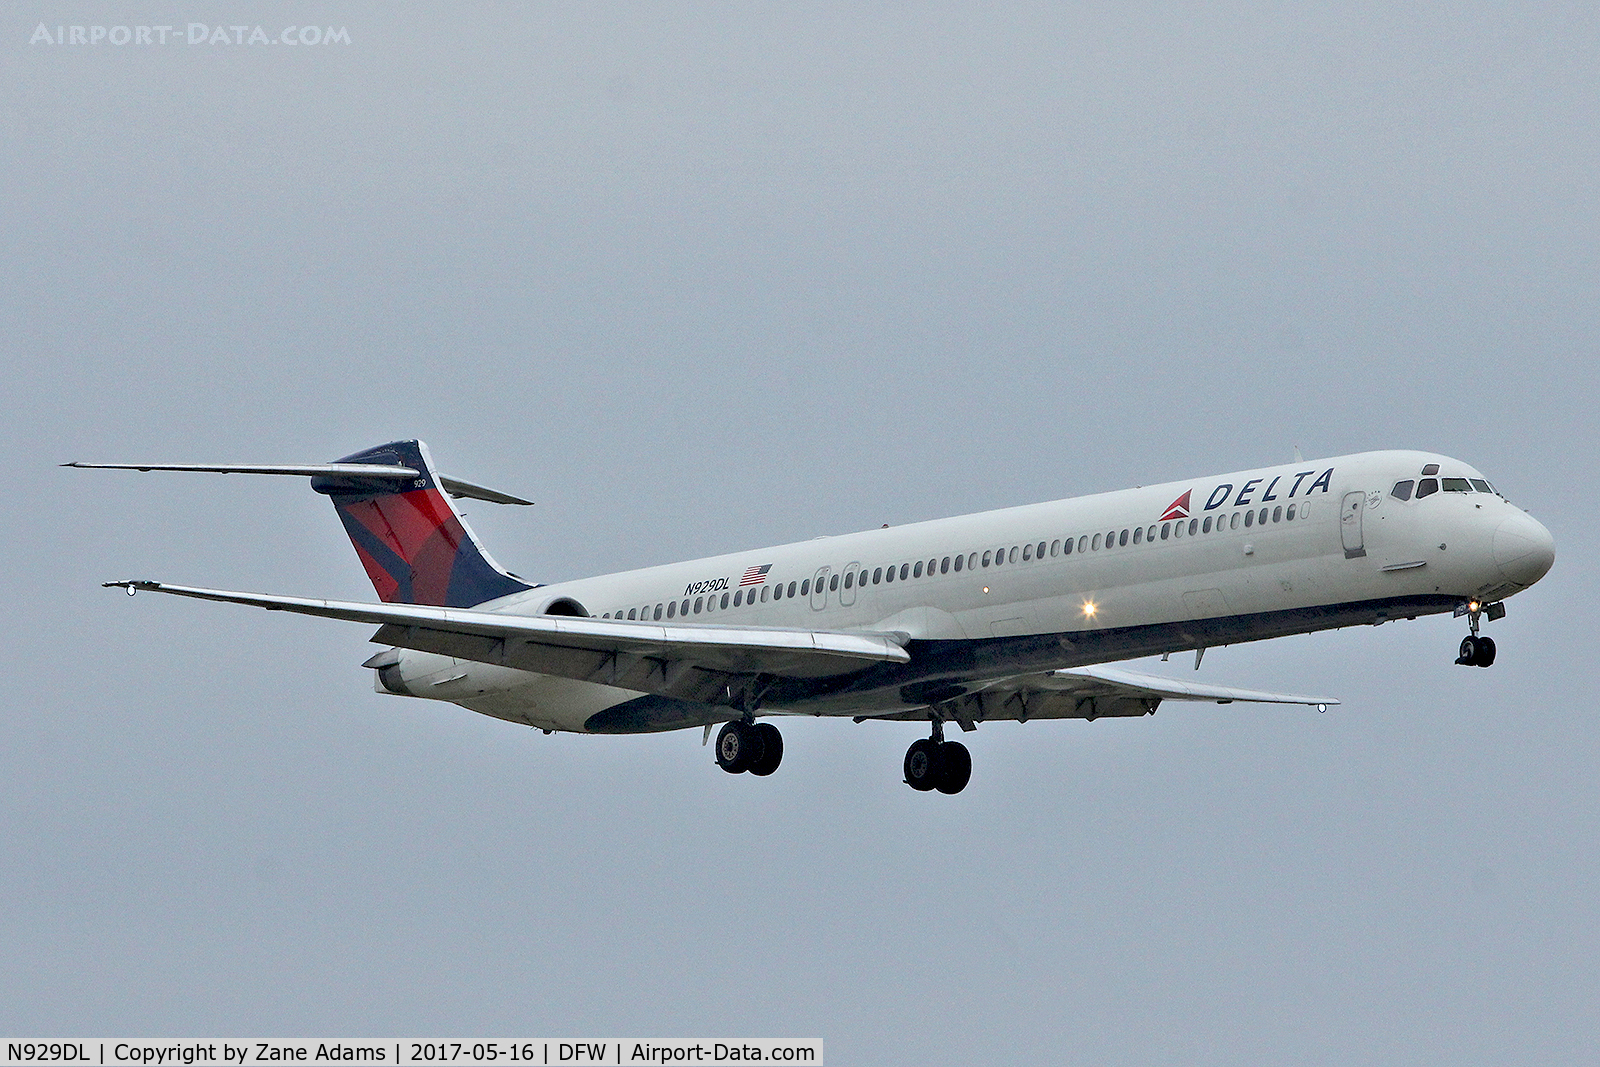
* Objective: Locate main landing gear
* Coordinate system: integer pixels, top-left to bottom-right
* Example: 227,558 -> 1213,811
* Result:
1455,601 -> 1497,668
903,721 -> 972,795
715,719 -> 783,776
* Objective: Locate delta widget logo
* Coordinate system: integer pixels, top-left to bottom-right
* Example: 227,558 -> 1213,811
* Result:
1159,490 -> 1191,522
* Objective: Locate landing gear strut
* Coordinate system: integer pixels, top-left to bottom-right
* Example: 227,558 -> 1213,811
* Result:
1455,602 -> 1497,668
903,720 -> 972,795
715,719 -> 783,776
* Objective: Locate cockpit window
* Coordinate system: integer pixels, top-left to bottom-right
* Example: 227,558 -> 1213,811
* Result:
1443,477 -> 1472,492
1416,477 -> 1439,499
1421,463 -> 1440,476
1391,480 -> 1414,501
1470,478 -> 1492,494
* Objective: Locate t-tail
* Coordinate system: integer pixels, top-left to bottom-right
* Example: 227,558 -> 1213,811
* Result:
67,439 -> 536,608
310,441 -> 533,607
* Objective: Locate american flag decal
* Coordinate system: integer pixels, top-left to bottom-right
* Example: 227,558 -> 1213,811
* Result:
739,564 -> 772,587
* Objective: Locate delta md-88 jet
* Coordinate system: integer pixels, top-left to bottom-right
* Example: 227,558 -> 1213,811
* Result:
77,440 -> 1554,794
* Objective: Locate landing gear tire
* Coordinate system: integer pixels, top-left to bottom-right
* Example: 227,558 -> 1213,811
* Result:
747,722 -> 783,776
903,738 -> 943,791
715,720 -> 764,774
935,741 -> 972,795
1457,635 -> 1497,668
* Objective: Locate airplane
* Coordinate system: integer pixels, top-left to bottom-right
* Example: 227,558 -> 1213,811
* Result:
73,440 -> 1555,794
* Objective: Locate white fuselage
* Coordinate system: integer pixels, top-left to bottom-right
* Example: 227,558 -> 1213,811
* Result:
376,450 -> 1554,733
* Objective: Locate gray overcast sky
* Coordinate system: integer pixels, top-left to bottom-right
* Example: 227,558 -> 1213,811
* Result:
4,3 -> 1597,1062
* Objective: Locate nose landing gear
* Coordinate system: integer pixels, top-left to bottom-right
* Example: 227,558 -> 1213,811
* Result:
1457,634 -> 1496,668
903,720 -> 972,794
1455,602 -> 1498,667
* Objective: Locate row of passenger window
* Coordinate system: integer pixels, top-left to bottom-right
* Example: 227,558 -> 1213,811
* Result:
1390,476 -> 1495,501
598,500 -> 1310,623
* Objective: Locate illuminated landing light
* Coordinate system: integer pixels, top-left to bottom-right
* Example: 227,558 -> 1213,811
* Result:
1082,600 -> 1097,618
983,586 -> 990,594
1469,600 -> 1482,612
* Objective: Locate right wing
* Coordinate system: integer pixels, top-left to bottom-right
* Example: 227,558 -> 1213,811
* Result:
855,662 -> 1337,727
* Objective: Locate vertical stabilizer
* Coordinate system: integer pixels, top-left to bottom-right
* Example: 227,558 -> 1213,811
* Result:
311,441 -> 532,607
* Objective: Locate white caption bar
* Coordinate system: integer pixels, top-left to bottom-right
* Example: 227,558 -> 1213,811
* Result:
1,1043 -> 821,1067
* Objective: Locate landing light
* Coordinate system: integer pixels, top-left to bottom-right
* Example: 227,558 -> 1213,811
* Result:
1469,600 -> 1481,613
1082,601 -> 1097,618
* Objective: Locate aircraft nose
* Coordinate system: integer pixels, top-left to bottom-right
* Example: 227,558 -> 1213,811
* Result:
1494,511 -> 1555,588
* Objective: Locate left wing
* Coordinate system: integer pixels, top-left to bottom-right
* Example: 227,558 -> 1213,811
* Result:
858,662 -> 1336,728
104,580 -> 907,707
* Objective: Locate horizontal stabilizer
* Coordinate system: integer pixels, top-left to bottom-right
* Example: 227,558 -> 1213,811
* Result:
63,461 -> 533,505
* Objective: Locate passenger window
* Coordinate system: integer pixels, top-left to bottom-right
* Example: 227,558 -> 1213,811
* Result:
627,609 -> 637,620
830,574 -> 840,591
884,567 -> 894,583
667,601 -> 677,619
1119,529 -> 1129,547
1063,538 -> 1072,556
900,563 -> 910,580
1259,508 -> 1268,525
1133,526 -> 1143,545
760,586 -> 769,602
694,597 -> 703,614
1051,539 -> 1061,557
1203,517 -> 1213,533
787,582 -> 797,597
681,599 -> 690,615
1147,526 -> 1156,542
1391,480 -> 1414,501
1092,533 -> 1102,550
1470,479 -> 1491,493
1231,513 -> 1241,530
1161,523 -> 1170,540
1078,535 -> 1088,553
733,591 -> 742,607
1188,518 -> 1198,535
1416,478 -> 1439,499
953,554 -> 963,572
1244,510 -> 1254,528
1023,543 -> 1033,561
1272,506 -> 1282,523
800,580 -> 810,596
969,552 -> 978,571
652,604 -> 662,620
942,556 -> 951,574
1008,547 -> 1018,564
772,584 -> 782,601
982,550 -> 992,567
721,592 -> 730,609
1443,478 -> 1472,492
1286,504 -> 1296,521
871,569 -> 881,585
